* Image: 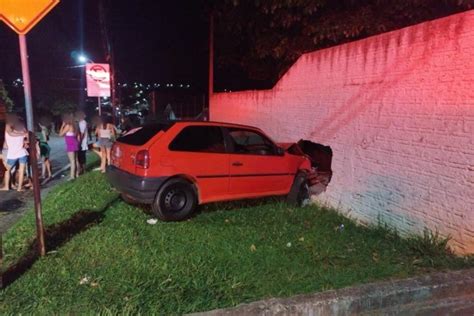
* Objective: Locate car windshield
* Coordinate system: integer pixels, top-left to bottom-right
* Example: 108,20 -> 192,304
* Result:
117,124 -> 171,146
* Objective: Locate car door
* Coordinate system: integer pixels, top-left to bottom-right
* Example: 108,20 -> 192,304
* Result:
160,125 -> 230,203
225,127 -> 294,197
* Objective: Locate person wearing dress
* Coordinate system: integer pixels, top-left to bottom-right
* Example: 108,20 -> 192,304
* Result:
59,113 -> 79,180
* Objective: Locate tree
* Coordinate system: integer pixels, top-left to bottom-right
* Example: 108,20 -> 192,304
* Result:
50,98 -> 77,116
0,80 -> 14,112
211,0 -> 474,89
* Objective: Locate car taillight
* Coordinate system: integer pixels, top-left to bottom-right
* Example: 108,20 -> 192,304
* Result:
135,150 -> 150,169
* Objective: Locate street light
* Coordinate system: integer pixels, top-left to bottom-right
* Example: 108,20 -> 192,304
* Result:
77,53 -> 93,64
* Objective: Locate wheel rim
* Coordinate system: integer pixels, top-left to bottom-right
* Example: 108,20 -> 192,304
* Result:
164,189 -> 187,212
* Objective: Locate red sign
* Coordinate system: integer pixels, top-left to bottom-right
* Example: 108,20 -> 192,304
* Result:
86,63 -> 111,97
0,0 -> 60,35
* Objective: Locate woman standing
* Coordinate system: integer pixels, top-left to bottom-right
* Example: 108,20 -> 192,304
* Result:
59,114 -> 79,180
95,116 -> 116,173
1,114 -> 17,171
37,122 -> 52,181
1,114 -> 28,191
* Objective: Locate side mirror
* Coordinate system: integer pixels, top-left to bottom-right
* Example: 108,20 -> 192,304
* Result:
276,147 -> 285,156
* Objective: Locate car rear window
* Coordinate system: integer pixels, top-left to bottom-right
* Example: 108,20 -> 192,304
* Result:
169,126 -> 225,153
117,124 -> 171,146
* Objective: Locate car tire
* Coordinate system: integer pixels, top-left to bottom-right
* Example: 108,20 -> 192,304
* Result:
287,171 -> 310,207
152,178 -> 198,221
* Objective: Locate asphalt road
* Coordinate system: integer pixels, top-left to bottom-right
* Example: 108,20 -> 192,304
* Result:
0,136 -> 70,234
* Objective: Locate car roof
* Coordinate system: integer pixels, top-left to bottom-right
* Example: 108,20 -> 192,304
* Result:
170,120 -> 262,131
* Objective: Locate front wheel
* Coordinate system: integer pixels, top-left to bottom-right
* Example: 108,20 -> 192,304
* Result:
287,171 -> 310,207
152,178 -> 198,221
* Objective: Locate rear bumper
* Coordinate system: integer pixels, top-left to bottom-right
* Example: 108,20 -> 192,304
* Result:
106,166 -> 166,204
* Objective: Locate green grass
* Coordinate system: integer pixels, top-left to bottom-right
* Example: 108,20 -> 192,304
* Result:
1,172 -> 473,314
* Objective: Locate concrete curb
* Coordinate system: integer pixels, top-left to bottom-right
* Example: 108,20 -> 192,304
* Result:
191,268 -> 474,315
50,163 -> 70,179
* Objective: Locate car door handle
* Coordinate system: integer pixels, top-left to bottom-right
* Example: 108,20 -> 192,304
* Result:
232,161 -> 243,166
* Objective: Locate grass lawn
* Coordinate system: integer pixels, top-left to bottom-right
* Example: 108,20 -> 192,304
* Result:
1,171 -> 473,314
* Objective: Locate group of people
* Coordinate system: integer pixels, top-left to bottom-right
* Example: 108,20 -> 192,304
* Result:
1,111 -> 118,192
58,111 -> 117,180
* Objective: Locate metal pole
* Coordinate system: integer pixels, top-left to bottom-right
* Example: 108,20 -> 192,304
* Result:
208,12 -> 214,108
98,97 -> 102,116
19,34 -> 46,257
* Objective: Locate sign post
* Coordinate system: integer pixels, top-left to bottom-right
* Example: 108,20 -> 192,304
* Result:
19,34 -> 46,256
85,63 -> 111,115
1,0 -> 61,258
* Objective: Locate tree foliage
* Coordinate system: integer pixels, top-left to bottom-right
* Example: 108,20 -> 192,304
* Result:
0,80 -> 14,112
49,98 -> 77,116
212,0 -> 474,89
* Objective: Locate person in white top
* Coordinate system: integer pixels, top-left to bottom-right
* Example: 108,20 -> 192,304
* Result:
1,116 -> 28,191
75,111 -> 89,175
1,113 -> 17,171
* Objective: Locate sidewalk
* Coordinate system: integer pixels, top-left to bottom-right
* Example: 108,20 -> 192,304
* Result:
193,268 -> 474,315
0,136 -> 70,234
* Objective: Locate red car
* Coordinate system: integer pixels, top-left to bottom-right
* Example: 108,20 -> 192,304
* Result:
107,121 -> 312,221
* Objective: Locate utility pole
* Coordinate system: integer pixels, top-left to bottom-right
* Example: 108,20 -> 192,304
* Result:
208,12 -> 214,119
99,0 -> 117,122
208,12 -> 214,100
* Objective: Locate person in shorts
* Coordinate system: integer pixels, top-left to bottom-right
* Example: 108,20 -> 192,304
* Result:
95,115 -> 116,173
1,121 -> 28,191
37,122 -> 52,181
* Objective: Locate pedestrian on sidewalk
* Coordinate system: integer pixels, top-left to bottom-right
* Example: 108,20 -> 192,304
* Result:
1,113 -> 17,171
59,113 -> 79,181
37,122 -> 52,181
75,111 -> 88,175
1,116 -> 29,191
95,115 -> 116,173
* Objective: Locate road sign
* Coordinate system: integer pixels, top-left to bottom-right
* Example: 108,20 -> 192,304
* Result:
0,0 -> 60,35
0,0 -> 59,34
86,63 -> 111,97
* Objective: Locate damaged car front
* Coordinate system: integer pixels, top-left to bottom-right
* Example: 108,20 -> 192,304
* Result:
281,140 -> 333,197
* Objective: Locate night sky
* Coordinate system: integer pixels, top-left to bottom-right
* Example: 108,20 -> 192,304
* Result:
0,0 -> 209,104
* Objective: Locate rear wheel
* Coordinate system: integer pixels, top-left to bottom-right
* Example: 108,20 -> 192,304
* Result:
152,178 -> 198,221
287,171 -> 310,207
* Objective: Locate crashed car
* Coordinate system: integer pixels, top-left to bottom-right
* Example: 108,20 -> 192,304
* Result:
107,121 -> 332,221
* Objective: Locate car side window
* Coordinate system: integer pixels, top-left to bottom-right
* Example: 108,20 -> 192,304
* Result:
228,128 -> 276,155
169,126 -> 226,153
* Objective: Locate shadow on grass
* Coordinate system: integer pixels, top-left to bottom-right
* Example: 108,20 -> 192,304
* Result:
1,196 -> 119,289
200,196 -> 285,214
130,195 -> 286,220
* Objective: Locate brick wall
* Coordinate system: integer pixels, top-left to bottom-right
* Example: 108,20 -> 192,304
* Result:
211,11 -> 474,254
